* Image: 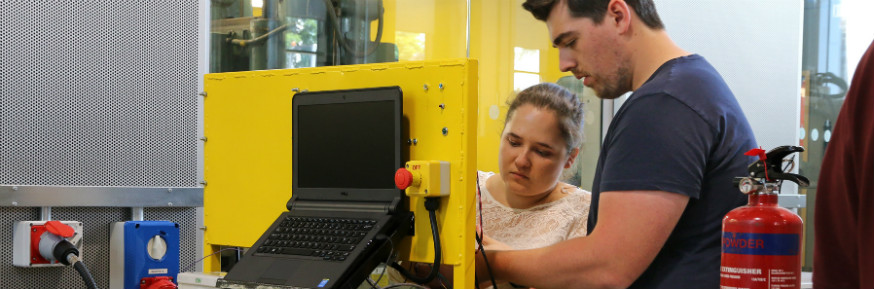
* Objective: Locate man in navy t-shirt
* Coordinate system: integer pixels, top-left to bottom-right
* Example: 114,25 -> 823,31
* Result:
475,1 -> 757,288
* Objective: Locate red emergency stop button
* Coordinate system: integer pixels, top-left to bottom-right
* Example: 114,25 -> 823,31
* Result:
45,220 -> 75,238
395,168 -> 414,189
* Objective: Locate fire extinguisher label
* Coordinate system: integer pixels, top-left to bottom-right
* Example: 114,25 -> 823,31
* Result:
721,232 -> 802,289
722,232 -> 799,255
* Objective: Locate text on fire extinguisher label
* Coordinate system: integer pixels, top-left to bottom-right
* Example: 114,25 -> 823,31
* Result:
722,232 -> 799,255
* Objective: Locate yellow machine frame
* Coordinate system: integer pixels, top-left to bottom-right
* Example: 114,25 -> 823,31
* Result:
203,59 -> 478,288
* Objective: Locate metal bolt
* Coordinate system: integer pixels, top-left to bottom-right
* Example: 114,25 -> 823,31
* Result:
11,201 -> 18,206
442,127 -> 449,136
292,88 -> 300,92
167,202 -> 174,206
439,83 -> 444,90
439,103 -> 445,109
12,186 -> 18,191
407,139 -> 412,145
200,137 -> 207,141
167,188 -> 173,193
32,228 -> 37,232
423,84 -> 429,91
412,139 -> 418,145
199,92 -> 207,97
199,181 -> 208,186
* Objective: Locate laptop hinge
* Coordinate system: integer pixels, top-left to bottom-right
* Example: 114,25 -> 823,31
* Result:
290,200 -> 390,213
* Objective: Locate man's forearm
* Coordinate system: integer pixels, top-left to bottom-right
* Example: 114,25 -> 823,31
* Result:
478,237 -> 626,289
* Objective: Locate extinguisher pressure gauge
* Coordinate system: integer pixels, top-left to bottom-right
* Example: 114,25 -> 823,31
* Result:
738,178 -> 757,194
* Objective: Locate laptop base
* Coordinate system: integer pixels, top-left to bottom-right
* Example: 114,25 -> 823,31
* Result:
218,212 -> 413,289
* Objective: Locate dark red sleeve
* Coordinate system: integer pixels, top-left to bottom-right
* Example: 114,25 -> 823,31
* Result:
813,39 -> 874,289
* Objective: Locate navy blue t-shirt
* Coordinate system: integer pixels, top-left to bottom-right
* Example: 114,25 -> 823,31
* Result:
587,54 -> 757,288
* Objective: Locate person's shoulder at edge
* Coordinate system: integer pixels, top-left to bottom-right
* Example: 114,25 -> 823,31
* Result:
556,183 -> 591,215
627,54 -> 739,121
560,183 -> 591,199
638,54 -> 715,92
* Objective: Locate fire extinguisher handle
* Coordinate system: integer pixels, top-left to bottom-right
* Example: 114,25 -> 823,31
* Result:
746,146 -> 806,181
764,145 -> 805,161
768,172 -> 810,187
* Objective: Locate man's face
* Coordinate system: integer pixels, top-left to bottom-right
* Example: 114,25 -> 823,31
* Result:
546,1 -> 632,99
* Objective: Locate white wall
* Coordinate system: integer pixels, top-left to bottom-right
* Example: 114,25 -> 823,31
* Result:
612,0 -> 804,193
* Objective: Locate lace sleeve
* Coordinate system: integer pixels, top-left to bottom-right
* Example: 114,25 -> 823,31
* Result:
566,189 -> 592,239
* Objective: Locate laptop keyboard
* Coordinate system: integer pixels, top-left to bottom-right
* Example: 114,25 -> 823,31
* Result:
255,216 -> 377,261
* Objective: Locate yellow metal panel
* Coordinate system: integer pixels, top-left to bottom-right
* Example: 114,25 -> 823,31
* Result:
203,59 -> 477,288
466,0 -> 575,173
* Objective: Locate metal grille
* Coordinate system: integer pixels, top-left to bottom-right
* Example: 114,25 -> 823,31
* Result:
0,207 -> 198,289
0,1 -> 199,187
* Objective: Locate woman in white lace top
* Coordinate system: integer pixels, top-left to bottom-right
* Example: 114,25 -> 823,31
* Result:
476,83 -> 592,288
477,171 -> 590,250
391,83 -> 591,288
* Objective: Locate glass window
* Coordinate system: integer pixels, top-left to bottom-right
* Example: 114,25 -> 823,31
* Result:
800,0 -> 874,270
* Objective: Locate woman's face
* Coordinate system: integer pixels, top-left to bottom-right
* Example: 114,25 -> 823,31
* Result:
499,104 -> 574,196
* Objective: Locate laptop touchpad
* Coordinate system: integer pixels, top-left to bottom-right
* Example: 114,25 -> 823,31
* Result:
258,260 -> 302,284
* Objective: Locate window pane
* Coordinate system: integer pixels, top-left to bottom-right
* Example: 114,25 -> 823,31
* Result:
513,47 -> 540,73
513,72 -> 541,92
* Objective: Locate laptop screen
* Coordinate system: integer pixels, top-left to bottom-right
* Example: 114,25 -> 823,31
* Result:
292,87 -> 403,202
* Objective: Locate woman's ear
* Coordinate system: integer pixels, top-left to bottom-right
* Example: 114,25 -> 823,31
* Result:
564,148 -> 580,169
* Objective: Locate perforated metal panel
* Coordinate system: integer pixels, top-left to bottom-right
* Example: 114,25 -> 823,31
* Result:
0,1 -> 203,288
0,207 -> 198,289
0,1 -> 199,187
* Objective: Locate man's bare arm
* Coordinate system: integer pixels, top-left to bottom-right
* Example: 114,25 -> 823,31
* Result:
476,190 -> 689,289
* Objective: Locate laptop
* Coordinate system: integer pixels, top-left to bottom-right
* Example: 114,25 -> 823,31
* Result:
221,86 -> 411,289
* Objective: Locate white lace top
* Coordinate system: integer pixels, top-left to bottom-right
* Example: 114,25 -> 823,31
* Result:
477,171 -> 591,250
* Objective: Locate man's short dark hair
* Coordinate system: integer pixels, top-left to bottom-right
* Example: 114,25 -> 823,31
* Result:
522,0 -> 665,30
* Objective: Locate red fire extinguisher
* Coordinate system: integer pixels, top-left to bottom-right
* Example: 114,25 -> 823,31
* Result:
721,146 -> 809,289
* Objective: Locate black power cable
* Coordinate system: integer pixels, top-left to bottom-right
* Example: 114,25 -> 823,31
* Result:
474,232 -> 497,289
474,174 -> 497,289
72,257 -> 99,289
366,234 -> 396,289
391,197 -> 442,284
51,239 -> 99,289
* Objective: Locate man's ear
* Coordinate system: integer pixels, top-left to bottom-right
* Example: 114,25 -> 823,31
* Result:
565,147 -> 580,169
607,0 -> 632,33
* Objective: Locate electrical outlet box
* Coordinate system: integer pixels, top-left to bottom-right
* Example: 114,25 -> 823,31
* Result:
403,160 -> 451,197
13,221 -> 84,267
111,221 -> 180,289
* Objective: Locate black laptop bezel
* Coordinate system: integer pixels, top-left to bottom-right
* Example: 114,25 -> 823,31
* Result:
290,86 -> 404,206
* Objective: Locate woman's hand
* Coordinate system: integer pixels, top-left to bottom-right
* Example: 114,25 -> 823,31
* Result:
481,234 -> 513,251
